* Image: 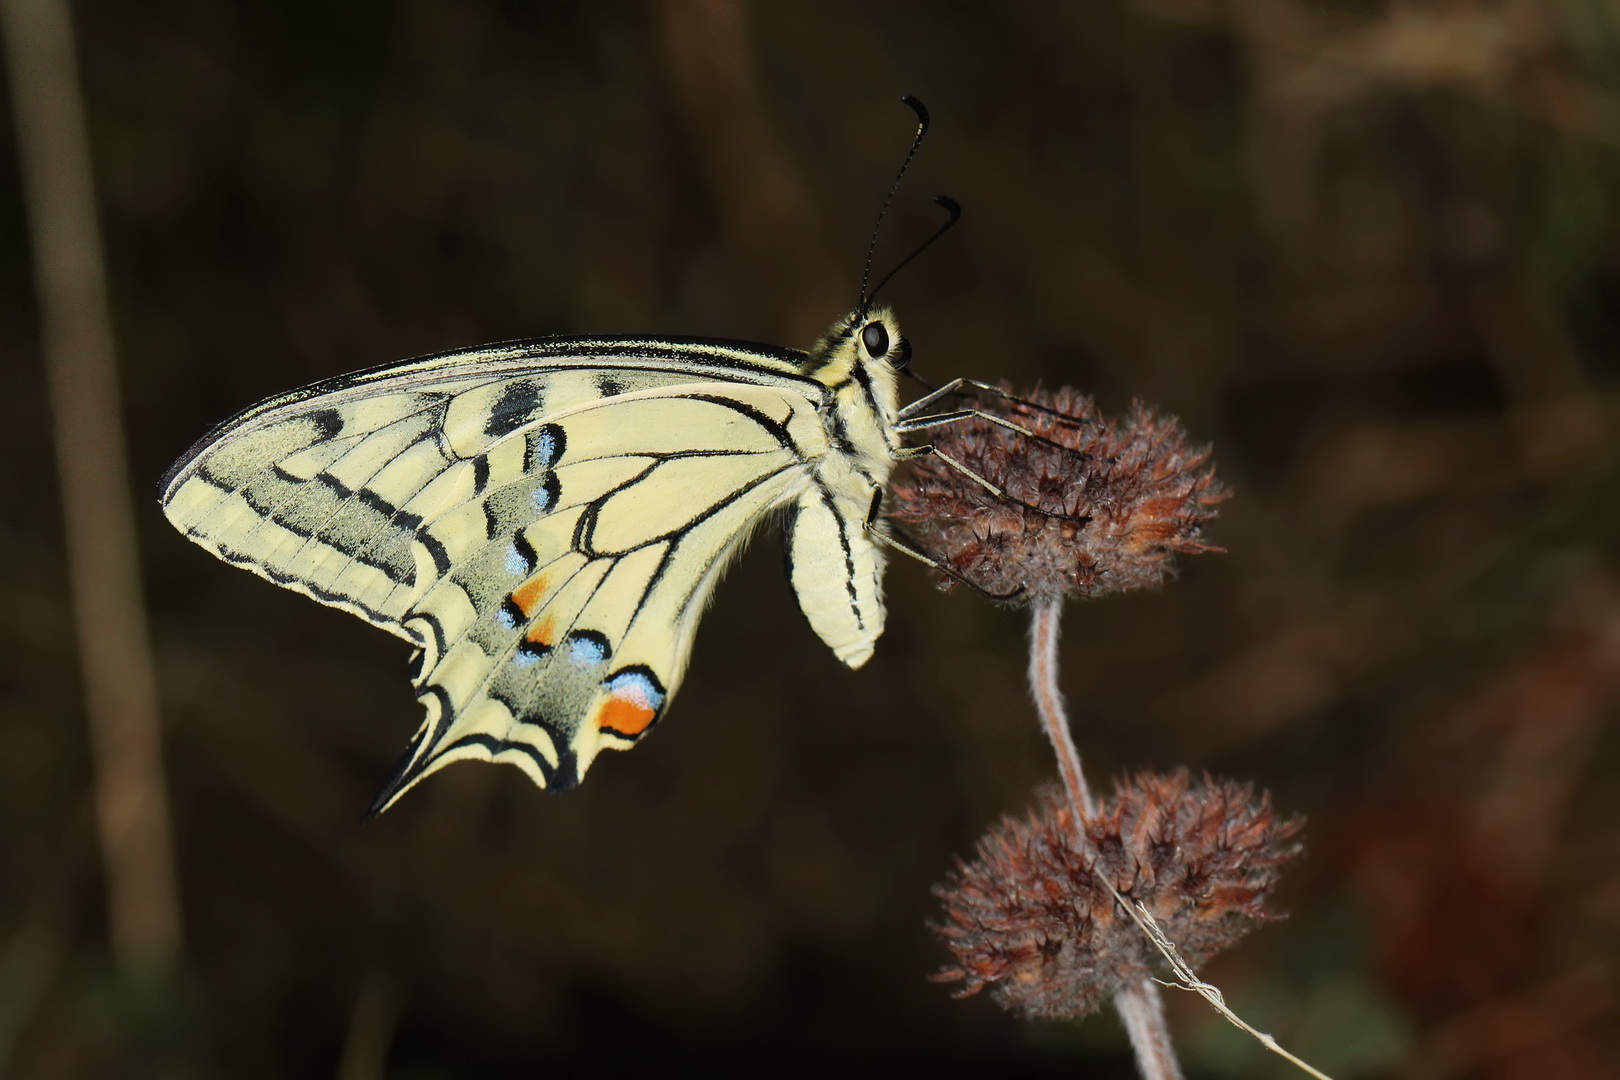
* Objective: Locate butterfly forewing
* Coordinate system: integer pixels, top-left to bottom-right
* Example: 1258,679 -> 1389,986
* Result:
162,392 -> 455,635
161,338 -> 817,627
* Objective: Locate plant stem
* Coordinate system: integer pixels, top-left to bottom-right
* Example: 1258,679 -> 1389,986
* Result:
1028,598 -> 1093,816
1027,598 -> 1182,1080
1116,980 -> 1184,1080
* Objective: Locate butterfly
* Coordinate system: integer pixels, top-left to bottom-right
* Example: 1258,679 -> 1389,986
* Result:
158,99 -> 1013,815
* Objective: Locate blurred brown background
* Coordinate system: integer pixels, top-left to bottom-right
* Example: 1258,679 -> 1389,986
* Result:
4,1 -> 1619,1076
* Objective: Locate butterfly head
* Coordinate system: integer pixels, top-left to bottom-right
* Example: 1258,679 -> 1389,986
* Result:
803,304 -> 909,462
809,304 -> 909,379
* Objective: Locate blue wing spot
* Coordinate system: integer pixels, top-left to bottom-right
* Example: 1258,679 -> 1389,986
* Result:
506,544 -> 529,576
534,474 -> 561,514
597,664 -> 668,739
566,630 -> 610,666
516,638 -> 551,665
497,597 -> 524,629
529,423 -> 566,470
604,668 -> 666,712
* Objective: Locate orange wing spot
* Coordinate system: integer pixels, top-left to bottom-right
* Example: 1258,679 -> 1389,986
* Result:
511,574 -> 549,617
597,697 -> 657,739
527,616 -> 556,648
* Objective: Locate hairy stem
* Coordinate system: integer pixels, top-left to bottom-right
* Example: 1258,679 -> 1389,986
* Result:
1028,598 -> 1094,816
1028,598 -> 1181,1080
1116,980 -> 1184,1080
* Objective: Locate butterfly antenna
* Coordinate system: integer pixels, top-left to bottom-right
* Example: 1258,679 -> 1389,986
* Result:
858,94 -> 931,316
867,195 -> 961,305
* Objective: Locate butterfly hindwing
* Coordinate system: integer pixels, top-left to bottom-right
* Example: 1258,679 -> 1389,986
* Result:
364,382 -> 832,809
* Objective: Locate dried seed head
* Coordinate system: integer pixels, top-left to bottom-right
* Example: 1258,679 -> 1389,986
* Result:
932,771 -> 1303,1020
889,388 -> 1227,602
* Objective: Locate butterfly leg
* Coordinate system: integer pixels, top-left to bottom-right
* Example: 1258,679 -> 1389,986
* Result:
896,408 -> 1036,437
893,442 -> 1003,495
897,377 -> 979,419
862,486 -> 1023,601
895,408 -> 1094,460
893,443 -> 1092,527
899,378 -> 1097,437
902,377 -> 1071,418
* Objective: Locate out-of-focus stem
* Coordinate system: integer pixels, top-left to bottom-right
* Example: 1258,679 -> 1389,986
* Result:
1028,598 -> 1181,1080
336,971 -> 401,1080
1,0 -> 182,972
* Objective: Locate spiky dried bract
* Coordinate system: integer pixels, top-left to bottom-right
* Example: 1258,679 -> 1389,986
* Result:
889,388 -> 1226,601
932,771 -> 1302,1020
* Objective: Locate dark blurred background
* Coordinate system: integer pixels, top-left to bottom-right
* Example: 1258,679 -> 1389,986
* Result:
4,1 -> 1619,1076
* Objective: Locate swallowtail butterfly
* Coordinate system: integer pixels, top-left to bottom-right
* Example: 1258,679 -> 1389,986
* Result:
160,98 -> 977,813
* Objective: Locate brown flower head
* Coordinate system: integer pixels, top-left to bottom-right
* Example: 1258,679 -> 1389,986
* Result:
932,771 -> 1303,1020
889,387 -> 1227,602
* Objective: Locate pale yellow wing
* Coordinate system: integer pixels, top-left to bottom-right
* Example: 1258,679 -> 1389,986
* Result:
161,329 -> 905,809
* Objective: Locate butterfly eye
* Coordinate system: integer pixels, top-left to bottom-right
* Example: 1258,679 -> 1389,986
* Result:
892,337 -> 912,370
861,321 -> 890,359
